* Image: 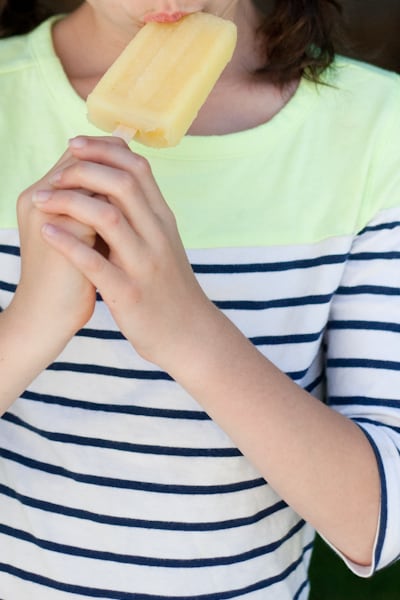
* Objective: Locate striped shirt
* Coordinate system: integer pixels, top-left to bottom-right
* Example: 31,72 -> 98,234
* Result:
1,17 -> 400,600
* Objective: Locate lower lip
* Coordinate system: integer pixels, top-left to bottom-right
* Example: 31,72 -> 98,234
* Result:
143,12 -> 189,23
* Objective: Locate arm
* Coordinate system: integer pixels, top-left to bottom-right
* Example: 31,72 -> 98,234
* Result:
323,206 -> 400,574
34,135 -> 391,568
0,149 -> 97,414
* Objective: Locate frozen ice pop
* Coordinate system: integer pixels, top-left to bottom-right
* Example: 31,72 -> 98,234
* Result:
86,12 -> 237,148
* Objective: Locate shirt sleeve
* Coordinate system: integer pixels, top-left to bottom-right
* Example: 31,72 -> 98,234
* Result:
324,204 -> 400,576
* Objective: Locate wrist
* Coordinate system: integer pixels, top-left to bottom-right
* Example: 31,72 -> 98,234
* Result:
157,301 -> 252,387
6,293 -> 75,360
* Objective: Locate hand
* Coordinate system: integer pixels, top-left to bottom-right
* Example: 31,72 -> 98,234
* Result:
32,136 -> 217,369
12,148 -> 97,345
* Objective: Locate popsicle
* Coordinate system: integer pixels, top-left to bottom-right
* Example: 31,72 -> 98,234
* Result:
86,12 -> 237,148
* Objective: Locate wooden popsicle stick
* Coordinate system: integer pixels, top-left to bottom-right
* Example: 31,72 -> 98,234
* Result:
112,124 -> 136,144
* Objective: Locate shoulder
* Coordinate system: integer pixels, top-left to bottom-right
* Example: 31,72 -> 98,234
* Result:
0,18 -> 56,126
323,55 -> 400,119
0,31 -> 35,75
0,17 -> 58,79
0,28 -> 41,130
327,58 -> 400,226
332,54 -> 400,86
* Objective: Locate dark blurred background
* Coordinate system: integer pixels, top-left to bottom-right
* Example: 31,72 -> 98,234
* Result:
335,0 -> 400,72
44,0 -> 400,598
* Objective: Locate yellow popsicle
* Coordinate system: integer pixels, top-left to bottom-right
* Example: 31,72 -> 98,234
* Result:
86,12 -> 237,148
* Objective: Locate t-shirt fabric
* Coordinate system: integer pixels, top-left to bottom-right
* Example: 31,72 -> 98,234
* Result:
1,16 -> 400,600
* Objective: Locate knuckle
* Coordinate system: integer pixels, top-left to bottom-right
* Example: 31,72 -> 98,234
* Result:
61,161 -> 88,184
99,202 -> 121,228
164,207 -> 177,230
132,154 -> 151,176
17,185 -> 43,224
71,161 -> 86,179
111,135 -> 128,149
80,247 -> 104,273
16,189 -> 30,218
116,171 -> 137,196
17,183 -> 36,205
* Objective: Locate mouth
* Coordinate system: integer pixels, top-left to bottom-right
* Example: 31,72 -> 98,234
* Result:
142,11 -> 191,24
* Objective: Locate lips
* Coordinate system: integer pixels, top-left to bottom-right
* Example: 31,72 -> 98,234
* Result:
143,11 -> 190,23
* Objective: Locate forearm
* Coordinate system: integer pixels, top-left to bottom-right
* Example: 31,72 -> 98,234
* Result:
0,302 -> 72,415
0,145 -> 98,416
162,303 -> 380,567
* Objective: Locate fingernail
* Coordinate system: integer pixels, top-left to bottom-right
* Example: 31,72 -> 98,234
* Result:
68,136 -> 87,148
32,190 -> 52,203
49,170 -> 63,185
42,223 -> 59,236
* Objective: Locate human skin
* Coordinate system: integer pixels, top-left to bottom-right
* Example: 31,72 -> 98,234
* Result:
0,0 -> 380,568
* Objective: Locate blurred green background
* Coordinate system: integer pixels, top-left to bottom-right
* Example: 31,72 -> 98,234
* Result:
309,535 -> 400,599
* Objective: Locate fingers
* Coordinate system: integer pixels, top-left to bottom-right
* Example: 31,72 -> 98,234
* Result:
37,135 -> 176,244
32,188 -> 143,263
69,136 -> 169,217
49,160 -> 154,234
32,135 -> 183,293
41,222 -> 136,310
65,136 -> 174,224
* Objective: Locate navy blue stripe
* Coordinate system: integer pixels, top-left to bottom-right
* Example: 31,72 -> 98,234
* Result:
78,328 -> 320,344
350,251 -> 400,261
76,328 -> 126,340
293,578 -> 309,600
250,331 -> 323,346
330,396 -> 400,409
336,285 -> 400,296
0,519 -> 305,568
3,412 -> 241,458
0,287 -> 333,312
192,254 -> 348,274
0,448 -> 265,495
0,244 -> 19,256
0,482 -> 287,531
304,371 -> 325,393
356,428 -> 387,568
0,280 -> 15,293
21,390 -> 211,420
48,362 -> 308,381
48,362 -> 174,380
76,329 -> 323,345
287,368 -> 309,381
0,541 -> 314,599
353,417 -> 400,434
215,293 -> 333,311
328,320 -> 400,333
328,358 -> 400,371
359,221 -> 400,234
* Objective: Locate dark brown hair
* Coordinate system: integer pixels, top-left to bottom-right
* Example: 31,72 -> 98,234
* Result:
0,0 -> 48,37
254,0 -> 342,84
0,0 -> 341,84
